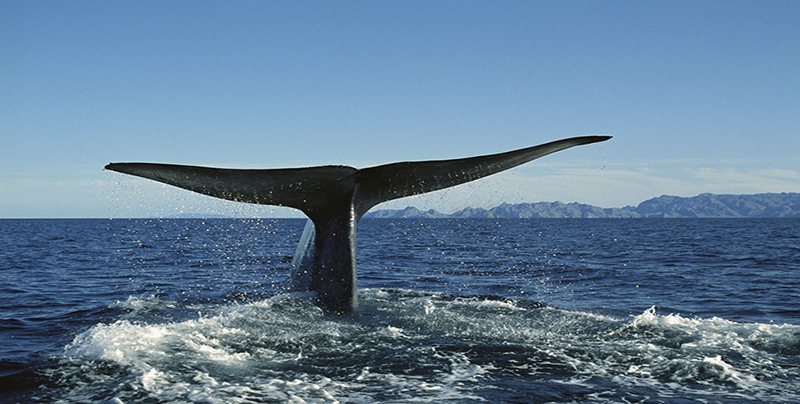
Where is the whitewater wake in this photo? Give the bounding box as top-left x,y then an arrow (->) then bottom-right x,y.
32,290 -> 800,403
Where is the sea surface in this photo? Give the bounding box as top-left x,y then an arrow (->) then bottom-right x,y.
1,218 -> 799,403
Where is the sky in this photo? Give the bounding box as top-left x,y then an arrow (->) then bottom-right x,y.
2,0 -> 799,218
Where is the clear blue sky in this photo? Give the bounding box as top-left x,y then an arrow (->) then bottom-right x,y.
3,0 -> 798,218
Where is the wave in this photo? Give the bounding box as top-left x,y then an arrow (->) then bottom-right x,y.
32,290 -> 800,403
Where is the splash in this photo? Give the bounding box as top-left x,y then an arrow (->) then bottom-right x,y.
34,295 -> 800,403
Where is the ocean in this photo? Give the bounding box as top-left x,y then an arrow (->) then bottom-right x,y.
1,218 -> 798,403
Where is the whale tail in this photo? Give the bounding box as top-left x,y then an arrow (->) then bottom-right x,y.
106,135 -> 611,313
105,136 -> 610,221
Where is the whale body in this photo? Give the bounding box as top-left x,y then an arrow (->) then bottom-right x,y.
106,136 -> 610,313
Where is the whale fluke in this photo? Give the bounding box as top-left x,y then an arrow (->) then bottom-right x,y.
106,135 -> 610,313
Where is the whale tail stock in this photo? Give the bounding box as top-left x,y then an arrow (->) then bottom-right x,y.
105,135 -> 611,312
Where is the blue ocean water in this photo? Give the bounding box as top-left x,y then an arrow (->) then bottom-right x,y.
1,218 -> 799,403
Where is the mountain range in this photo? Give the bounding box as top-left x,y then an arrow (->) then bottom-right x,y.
363,193 -> 800,219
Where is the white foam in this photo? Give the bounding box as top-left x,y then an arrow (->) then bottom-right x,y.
50,294 -> 800,403
559,307 -> 800,401
110,294 -> 177,313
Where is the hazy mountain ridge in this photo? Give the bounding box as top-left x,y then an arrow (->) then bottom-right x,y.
364,193 -> 800,218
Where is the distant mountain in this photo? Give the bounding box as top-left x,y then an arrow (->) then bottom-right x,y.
630,193 -> 800,218
364,206 -> 452,218
363,193 -> 800,219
